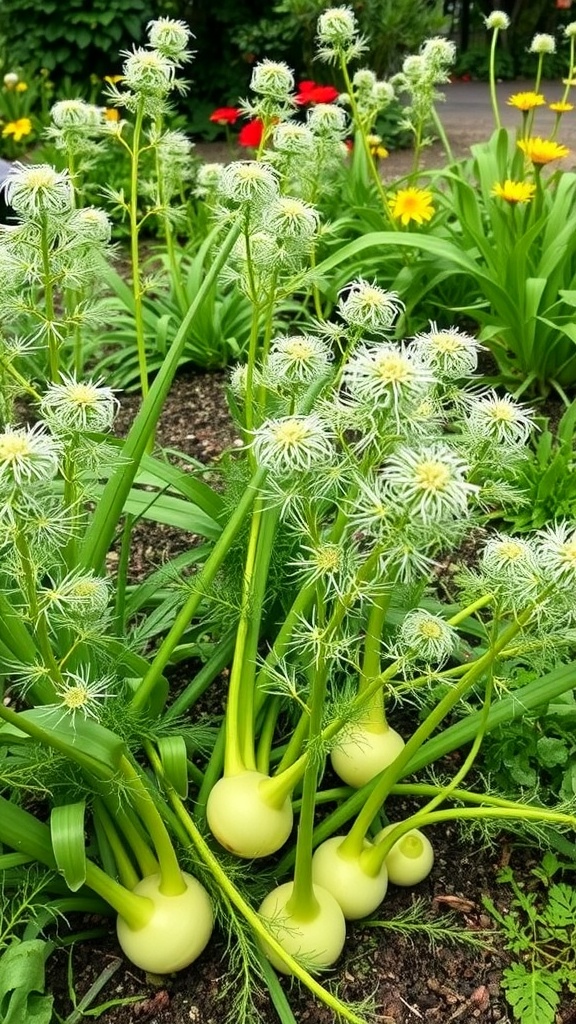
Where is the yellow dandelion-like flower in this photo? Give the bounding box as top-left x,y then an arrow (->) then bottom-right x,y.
549,101 -> 574,113
104,107 -> 120,122
491,179 -> 537,204
15,81 -> 28,92
507,91 -> 546,111
517,137 -> 570,164
104,74 -> 124,84
367,133 -> 389,159
1,117 -> 32,142
391,187 -> 435,226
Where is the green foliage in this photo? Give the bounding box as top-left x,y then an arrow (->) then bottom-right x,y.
483,854 -> 576,1024
0,940 -> 53,1024
482,686 -> 576,803
500,399 -> 576,532
0,0 -> 149,81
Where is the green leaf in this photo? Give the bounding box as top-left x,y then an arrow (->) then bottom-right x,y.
536,736 -> 568,769
50,802 -> 87,892
0,940 -> 53,1024
502,963 -> 561,1024
546,883 -> 576,927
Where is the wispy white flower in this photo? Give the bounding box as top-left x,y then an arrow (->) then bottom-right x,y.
68,207 -> 112,243
252,414 -> 335,474
146,17 -> 192,61
39,375 -> 118,433
272,121 -> 315,154
264,196 -> 319,239
0,424 -> 61,488
529,33 -> 556,55
342,342 -> 433,415
466,391 -> 534,446
537,522 -> 576,585
384,444 -> 477,523
51,99 -> 102,131
397,608 -> 457,666
484,11 -> 510,30
42,570 -> 110,618
250,60 -> 294,99
317,6 -> 367,63
412,323 -> 480,377
219,162 -> 279,205
122,47 -> 175,96
481,534 -> 540,601
266,334 -> 332,384
51,666 -> 112,723
4,163 -> 73,216
338,279 -> 403,332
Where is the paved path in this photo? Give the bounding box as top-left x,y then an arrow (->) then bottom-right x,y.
440,78 -> 576,149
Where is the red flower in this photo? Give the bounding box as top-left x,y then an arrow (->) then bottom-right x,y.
295,80 -> 339,105
209,106 -> 241,125
238,117 -> 265,147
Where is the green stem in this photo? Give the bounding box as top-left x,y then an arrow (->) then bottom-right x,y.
287,593 -> 328,921
339,58 -> 394,226
256,697 -> 281,775
164,628 -> 236,720
358,590 -> 391,730
40,214 -> 59,383
430,104 -> 455,164
119,756 -> 185,897
129,99 -> 149,402
146,750 -> 369,1024
154,114 -> 188,317
488,30 -> 502,131
130,467 -> 266,713
93,799 -> 140,891
338,603 -> 535,859
13,527 -> 63,691
102,799 -> 159,878
526,54 -> 544,137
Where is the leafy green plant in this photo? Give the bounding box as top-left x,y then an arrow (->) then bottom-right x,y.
483,853 -> 576,1024
0,0 -> 149,81
499,399 -> 576,532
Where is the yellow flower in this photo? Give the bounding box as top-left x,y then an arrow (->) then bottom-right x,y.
2,117 -> 32,142
491,179 -> 537,204
549,101 -> 574,113
391,187 -> 435,226
517,136 -> 570,164
15,81 -> 28,92
367,133 -> 389,159
104,74 -> 124,84
507,91 -> 546,111
104,107 -> 120,122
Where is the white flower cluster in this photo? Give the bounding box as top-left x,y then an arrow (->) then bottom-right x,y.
392,34 -> 456,141
316,6 -> 368,65
343,68 -> 395,134
107,16 -> 193,117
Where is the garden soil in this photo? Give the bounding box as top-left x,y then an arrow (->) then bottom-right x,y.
46,97 -> 576,1022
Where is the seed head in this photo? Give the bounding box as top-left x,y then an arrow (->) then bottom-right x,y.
529,33 -> 556,55
484,11 -> 510,30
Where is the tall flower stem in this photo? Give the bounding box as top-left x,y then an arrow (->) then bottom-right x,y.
40,215 -> 59,383
488,29 -> 503,131
129,98 -> 149,402
339,59 -> 394,227
154,114 -> 188,317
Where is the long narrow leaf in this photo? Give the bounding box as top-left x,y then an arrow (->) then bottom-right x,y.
50,802 -> 87,892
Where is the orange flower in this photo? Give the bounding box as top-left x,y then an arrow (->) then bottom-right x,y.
104,108 -> 120,122
517,137 -> 570,164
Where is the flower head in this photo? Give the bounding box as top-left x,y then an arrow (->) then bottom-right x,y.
272,121 -> 314,154
306,102 -> 348,138
122,47 -> 175,96
342,342 -> 433,412
517,137 -> 569,164
1,118 -> 32,143
252,414 -> 335,474
466,391 -> 534,446
51,99 -> 101,130
529,33 -> 556,55
39,375 -> 118,433
337,279 -> 403,332
43,569 -> 110,618
146,17 -> 192,62
538,523 -> 576,585
69,207 -> 113,243
266,334 -> 332,384
549,101 -> 574,113
52,667 -> 111,723
264,196 -> 319,240
3,72 -> 19,89
491,179 -> 536,204
397,609 -> 457,666
384,444 -> 477,523
507,91 -> 545,111
317,6 -> 365,63
484,11 -> 510,30
565,22 -> 576,39
250,60 -> 294,100
4,162 -> 73,216
0,424 -> 61,489
219,161 -> 278,204
209,106 -> 241,125
391,187 -> 435,226
412,323 -> 480,377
